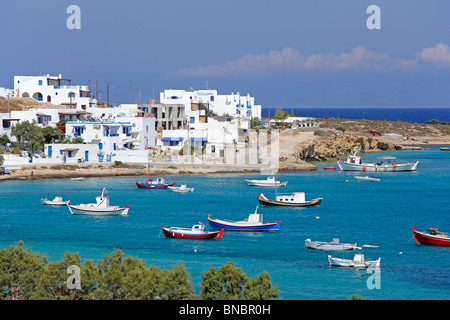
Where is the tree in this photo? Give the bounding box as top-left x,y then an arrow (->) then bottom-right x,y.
245,271 -> 279,300
0,134 -> 10,145
200,262 -> 278,300
11,121 -> 44,145
42,126 -> 64,144
250,117 -> 263,129
426,119 -> 440,125
0,241 -> 47,300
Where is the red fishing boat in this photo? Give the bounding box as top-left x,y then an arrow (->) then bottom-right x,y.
412,227 -> 450,246
162,223 -> 224,240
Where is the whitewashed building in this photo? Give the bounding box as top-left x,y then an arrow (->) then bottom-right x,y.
0,87 -> 14,98
65,116 -> 156,155
160,89 -> 262,120
14,74 -> 96,109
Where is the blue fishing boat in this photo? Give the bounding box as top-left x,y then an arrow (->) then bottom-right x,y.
207,206 -> 281,231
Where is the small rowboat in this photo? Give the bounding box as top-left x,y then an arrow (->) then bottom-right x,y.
258,192 -> 322,207
323,167 -> 336,170
354,175 -> 380,182
41,196 -> 69,206
305,238 -> 358,251
245,175 -> 287,187
161,223 -> 224,240
207,206 -> 281,231
68,188 -> 130,216
168,183 -> 194,193
136,177 -> 175,189
412,227 -> 450,246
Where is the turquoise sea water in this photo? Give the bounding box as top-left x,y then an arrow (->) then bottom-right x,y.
0,147 -> 449,300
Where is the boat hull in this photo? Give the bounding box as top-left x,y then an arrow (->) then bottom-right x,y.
68,205 -> 130,216
258,194 -> 322,207
168,186 -> 194,193
328,255 -> 381,268
136,181 -> 175,189
412,227 -> 450,246
161,227 -> 223,239
337,161 -> 418,172
207,217 -> 281,231
245,180 -> 287,187
354,176 -> 380,182
305,240 -> 356,251
41,199 -> 69,206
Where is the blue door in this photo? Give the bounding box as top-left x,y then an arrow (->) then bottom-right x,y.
48,146 -> 52,157
85,150 -> 89,162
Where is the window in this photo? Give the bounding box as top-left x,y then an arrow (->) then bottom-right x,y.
190,117 -> 195,123
68,92 -> 75,98
38,80 -> 42,85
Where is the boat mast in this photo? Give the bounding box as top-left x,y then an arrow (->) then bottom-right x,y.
275,171 -> 278,198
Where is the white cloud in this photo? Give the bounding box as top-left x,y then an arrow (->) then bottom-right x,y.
166,46 -> 418,78
417,43 -> 450,68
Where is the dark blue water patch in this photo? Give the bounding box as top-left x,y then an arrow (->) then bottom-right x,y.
262,107 -> 450,124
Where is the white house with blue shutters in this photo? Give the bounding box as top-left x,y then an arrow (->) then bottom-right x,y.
65,116 -> 156,155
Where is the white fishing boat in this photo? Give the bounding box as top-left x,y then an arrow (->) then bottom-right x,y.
354,175 -> 380,182
71,177 -> 85,181
41,196 -> 69,206
305,238 -> 358,251
245,175 -> 287,187
168,183 -> 194,193
68,188 -> 130,216
328,245 -> 380,268
337,151 -> 418,172
207,206 -> 281,231
258,192 -> 322,207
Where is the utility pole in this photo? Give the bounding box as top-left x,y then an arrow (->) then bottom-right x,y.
107,82 -> 110,107
138,88 -> 141,105
128,80 -> 131,104
96,80 -> 98,100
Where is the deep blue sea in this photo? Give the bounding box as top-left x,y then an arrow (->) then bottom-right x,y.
0,147 -> 449,300
262,108 -> 450,124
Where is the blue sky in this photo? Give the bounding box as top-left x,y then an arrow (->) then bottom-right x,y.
1,0 -> 450,108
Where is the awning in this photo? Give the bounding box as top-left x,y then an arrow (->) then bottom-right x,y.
190,137 -> 207,142
61,148 -> 79,152
70,123 -> 86,127
161,137 -> 184,142
102,123 -> 121,127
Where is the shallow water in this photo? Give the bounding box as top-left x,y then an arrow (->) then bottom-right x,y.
0,146 -> 449,299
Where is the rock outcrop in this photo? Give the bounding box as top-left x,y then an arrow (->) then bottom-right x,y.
293,133 -> 402,162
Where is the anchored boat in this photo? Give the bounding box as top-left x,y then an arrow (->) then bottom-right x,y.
258,192 -> 322,207
412,227 -> 450,246
337,151 -> 418,172
68,188 -> 130,216
41,196 -> 70,206
354,175 -> 380,182
136,177 -> 175,189
305,238 -> 358,251
161,223 -> 223,239
328,245 -> 380,268
168,183 -> 194,193
245,175 -> 287,187
207,206 -> 281,231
